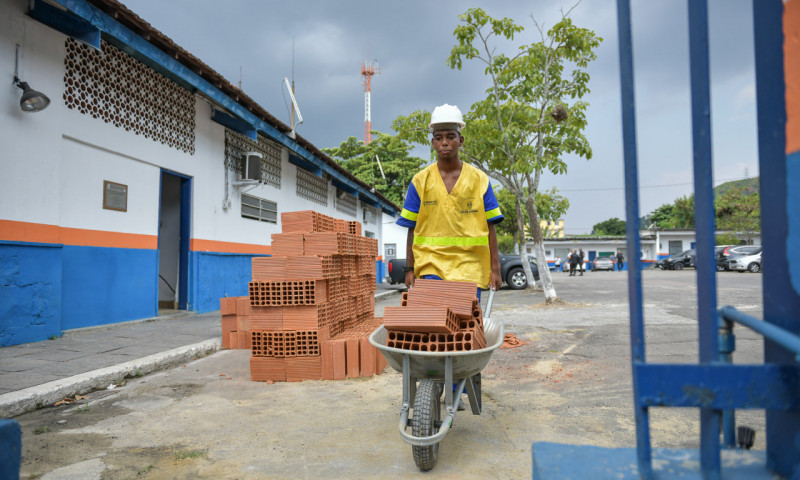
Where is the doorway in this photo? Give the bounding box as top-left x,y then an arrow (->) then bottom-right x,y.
158,170 -> 191,312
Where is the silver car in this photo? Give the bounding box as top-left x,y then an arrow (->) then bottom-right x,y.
728,247 -> 763,273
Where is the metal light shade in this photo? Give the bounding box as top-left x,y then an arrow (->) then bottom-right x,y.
17,81 -> 50,112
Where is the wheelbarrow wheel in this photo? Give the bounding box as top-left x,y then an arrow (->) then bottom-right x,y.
411,379 -> 441,471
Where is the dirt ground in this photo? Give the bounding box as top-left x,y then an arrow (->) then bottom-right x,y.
15,270 -> 766,479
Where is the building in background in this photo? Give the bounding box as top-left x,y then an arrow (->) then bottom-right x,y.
0,0 -> 398,347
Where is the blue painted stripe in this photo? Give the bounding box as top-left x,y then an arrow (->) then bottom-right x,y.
61,245 -> 158,329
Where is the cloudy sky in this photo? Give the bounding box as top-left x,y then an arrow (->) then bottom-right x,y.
122,0 -> 758,234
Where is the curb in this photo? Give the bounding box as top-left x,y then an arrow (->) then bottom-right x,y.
0,338 -> 221,418
374,289 -> 402,300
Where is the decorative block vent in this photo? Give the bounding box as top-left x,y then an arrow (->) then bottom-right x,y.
63,38 -> 195,154
296,168 -> 328,206
224,129 -> 281,188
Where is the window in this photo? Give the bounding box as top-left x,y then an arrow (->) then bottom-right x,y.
334,188 -> 357,216
363,206 -> 377,224
296,169 -> 328,205
241,194 -> 277,223
365,231 -> 375,238
668,240 -> 683,256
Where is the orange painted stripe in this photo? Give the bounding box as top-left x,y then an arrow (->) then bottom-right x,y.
0,219 -> 157,249
191,238 -> 271,255
786,0 -> 800,154
376,255 -> 383,261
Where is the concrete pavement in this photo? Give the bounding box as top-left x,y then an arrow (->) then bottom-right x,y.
0,286 -> 403,418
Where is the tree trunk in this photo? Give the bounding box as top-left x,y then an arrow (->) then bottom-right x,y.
525,194 -> 558,302
515,196 -> 536,289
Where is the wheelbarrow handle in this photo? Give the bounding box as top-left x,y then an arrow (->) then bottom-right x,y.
484,289 -> 496,319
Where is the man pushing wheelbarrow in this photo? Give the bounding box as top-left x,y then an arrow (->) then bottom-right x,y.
369,104 -> 505,470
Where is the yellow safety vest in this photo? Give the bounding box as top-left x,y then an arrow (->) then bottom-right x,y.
409,163 -> 493,288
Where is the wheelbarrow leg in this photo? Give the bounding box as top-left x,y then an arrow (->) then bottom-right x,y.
464,373 -> 482,415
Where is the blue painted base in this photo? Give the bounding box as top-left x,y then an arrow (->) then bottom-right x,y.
0,243 -> 63,346
191,252 -> 263,313
532,442 -> 774,479
0,419 -> 21,480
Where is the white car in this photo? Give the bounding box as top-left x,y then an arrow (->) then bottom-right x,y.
728,248 -> 762,273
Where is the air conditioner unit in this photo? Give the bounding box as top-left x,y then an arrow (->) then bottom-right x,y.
242,152 -> 262,180
233,151 -> 262,187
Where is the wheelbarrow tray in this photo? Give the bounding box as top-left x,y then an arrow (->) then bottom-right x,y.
368,314 -> 504,381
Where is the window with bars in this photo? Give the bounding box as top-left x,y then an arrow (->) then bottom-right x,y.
334,189 -> 357,217
296,169 -> 328,206
241,194 -> 277,223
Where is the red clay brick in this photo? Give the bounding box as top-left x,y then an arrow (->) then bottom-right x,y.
320,341 -> 334,380
332,339 -> 347,380
235,296 -> 251,316
237,314 -> 250,332
359,337 -> 375,376
220,297 -> 237,315
221,314 -> 237,333
230,331 -> 240,349
222,330 -> 232,349
250,356 -> 285,382
249,306 -> 282,330
346,338 -> 360,378
237,331 -> 247,349
286,356 -> 322,382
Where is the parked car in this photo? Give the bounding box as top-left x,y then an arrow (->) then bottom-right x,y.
386,254 -> 540,290
717,245 -> 761,271
715,245 -> 735,271
592,257 -> 615,271
728,247 -> 763,273
662,249 -> 696,270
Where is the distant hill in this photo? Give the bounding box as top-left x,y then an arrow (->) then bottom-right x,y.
714,177 -> 759,198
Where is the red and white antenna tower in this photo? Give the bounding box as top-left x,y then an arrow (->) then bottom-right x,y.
361,58 -> 380,145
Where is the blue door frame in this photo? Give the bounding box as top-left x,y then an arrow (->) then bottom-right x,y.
158,169 -> 192,311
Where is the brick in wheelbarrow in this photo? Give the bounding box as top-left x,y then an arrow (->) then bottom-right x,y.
405,289 -> 476,320
383,306 -> 459,334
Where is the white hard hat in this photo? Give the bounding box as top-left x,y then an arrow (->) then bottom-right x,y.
429,104 -> 465,133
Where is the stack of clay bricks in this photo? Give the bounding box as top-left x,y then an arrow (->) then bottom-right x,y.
220,296 -> 252,350
383,279 -> 487,352
223,210 -> 387,382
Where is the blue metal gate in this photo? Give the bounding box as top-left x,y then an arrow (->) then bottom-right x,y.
533,1 -> 800,478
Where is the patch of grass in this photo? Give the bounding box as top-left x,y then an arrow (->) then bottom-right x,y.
174,449 -> 207,461
137,465 -> 155,476
26,475 -> 43,479
77,405 -> 90,414
35,402 -> 44,410
134,370 -> 143,377
48,334 -> 59,340
33,426 -> 50,435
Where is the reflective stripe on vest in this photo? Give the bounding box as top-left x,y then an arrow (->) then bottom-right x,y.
413,235 -> 489,246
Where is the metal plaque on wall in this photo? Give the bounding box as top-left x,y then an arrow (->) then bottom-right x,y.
103,181 -> 128,212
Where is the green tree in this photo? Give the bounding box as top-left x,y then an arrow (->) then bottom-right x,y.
592,217 -> 626,235
394,7 -> 600,302
716,186 -> 760,243
323,133 -> 426,206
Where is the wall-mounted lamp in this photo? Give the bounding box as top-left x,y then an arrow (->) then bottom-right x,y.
13,44 -> 50,113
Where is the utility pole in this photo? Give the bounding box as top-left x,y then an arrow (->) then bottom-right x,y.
361,58 -> 380,145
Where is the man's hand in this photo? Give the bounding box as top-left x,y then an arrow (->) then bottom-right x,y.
489,271 -> 502,291
404,271 -> 416,289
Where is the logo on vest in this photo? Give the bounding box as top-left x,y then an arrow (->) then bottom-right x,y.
424,200 -> 438,207
460,198 -> 478,215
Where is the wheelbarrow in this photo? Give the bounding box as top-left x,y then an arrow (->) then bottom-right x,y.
369,290 -> 503,471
